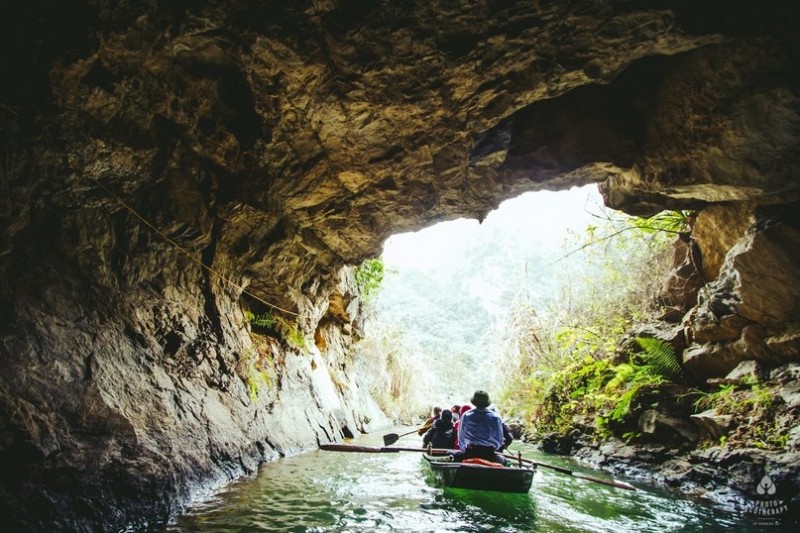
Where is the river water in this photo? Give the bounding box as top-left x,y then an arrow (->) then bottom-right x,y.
166,434 -> 795,532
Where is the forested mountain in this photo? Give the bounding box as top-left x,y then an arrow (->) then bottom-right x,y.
363,186 -> 609,412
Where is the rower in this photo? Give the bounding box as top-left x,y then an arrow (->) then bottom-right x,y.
451,390 -> 507,465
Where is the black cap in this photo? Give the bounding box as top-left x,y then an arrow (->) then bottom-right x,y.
471,390 -> 491,408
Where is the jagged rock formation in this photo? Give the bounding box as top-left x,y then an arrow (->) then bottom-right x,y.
1,0 -> 799,530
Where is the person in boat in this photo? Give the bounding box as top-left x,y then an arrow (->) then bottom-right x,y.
451,390 -> 507,465
501,422 -> 514,451
452,404 -> 471,449
422,409 -> 457,449
488,405 -> 514,452
417,406 -> 442,436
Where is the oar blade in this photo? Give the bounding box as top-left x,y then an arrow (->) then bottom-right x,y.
572,472 -> 637,491
382,433 -> 400,446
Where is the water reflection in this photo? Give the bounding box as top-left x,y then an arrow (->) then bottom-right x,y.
166,436 -> 797,532
437,489 -> 538,532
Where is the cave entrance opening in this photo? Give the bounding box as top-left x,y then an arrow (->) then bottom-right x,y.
354,184 -> 624,421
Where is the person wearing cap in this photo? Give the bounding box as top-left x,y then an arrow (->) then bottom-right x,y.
453,390 -> 507,464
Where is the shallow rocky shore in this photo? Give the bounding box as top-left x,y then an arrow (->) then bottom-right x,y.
531,363 -> 800,524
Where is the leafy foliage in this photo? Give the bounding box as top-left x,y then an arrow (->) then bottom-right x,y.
360,189 -> 681,430
355,258 -> 385,300
692,382 -> 787,450
693,383 -> 736,413
498,207 -> 683,438
634,337 -> 684,383
631,210 -> 693,234
503,353 -> 666,440
245,310 -> 276,329
235,333 -> 276,402
244,311 -> 306,350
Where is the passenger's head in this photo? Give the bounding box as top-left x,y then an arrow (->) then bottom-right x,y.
440,410 -> 453,422
451,404 -> 461,414
432,406 -> 442,417
471,390 -> 491,409
459,404 -> 471,416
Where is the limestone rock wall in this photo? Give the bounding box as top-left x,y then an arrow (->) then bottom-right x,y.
682,203 -> 800,380
0,210 -> 384,530
1,0 -> 799,529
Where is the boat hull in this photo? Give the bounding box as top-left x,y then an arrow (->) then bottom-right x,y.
423,454 -> 534,493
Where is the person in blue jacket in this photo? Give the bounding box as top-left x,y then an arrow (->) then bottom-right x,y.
452,390 -> 507,464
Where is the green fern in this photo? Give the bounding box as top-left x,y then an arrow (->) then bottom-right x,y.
635,337 -> 684,382
245,311 -> 306,350
609,386 -> 638,421
631,210 -> 693,234
276,315 -> 307,350
246,311 -> 277,329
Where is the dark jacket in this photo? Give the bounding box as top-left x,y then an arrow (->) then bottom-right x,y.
501,423 -> 514,451
423,410 -> 456,449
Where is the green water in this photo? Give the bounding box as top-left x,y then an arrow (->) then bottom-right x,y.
167,435 -> 796,532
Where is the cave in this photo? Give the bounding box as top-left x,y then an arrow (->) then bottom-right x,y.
1,0 -> 799,530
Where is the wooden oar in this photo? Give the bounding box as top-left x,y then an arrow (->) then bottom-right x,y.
322,443 -> 394,453
499,452 -> 637,491
319,444 -> 636,491
382,428 -> 421,446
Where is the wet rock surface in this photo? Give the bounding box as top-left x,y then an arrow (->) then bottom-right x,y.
573,440 -> 800,519
534,361 -> 800,521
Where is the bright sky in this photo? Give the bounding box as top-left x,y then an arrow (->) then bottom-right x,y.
381,185 -> 604,269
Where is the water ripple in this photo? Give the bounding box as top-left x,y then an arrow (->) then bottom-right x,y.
166,437 -> 798,532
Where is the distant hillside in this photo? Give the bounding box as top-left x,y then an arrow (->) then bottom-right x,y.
366,186 -> 605,406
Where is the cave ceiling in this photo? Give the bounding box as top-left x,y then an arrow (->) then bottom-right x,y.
1,0 -> 799,315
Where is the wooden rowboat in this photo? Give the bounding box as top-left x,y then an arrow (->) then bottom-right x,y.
318,444 -> 635,491
422,454 -> 535,493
